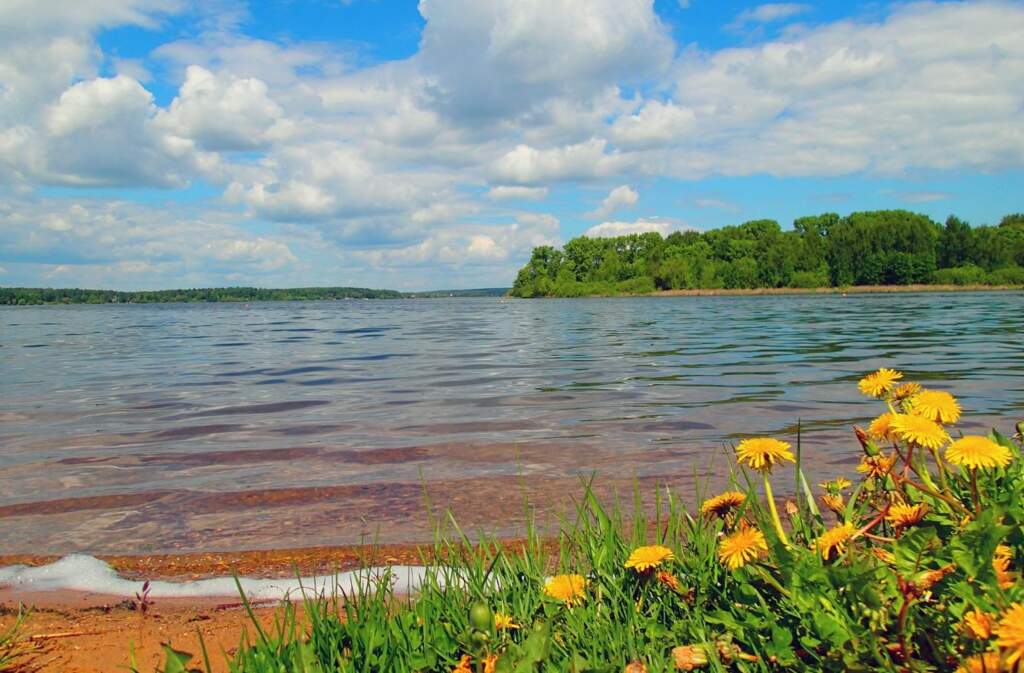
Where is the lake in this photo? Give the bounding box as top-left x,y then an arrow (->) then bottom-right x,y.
1,292 -> 1022,555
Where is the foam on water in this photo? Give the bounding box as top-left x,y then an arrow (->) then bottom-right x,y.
0,554 -> 430,600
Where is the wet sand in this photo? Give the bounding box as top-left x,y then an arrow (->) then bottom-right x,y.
0,593 -> 285,673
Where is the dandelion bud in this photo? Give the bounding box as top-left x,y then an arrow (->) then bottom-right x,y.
784,500 -> 798,517
624,661 -> 648,673
671,645 -> 708,671
854,426 -> 881,456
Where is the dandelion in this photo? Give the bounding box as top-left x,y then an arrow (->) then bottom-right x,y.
963,609 -> 995,640
867,413 -> 897,441
857,453 -> 897,479
946,436 -> 1013,470
494,613 -> 519,631
821,493 -> 844,515
700,491 -> 746,518
484,655 -> 498,673
625,545 -> 675,572
917,563 -> 956,590
892,382 -> 922,400
624,661 -> 648,673
995,603 -> 1024,666
955,653 -> 1006,673
819,477 -> 852,491
909,390 -> 962,424
452,655 -> 473,673
858,368 -> 903,398
995,546 -> 1017,589
886,502 -> 928,531
718,526 -> 768,570
544,574 -> 586,605
817,522 -> 856,560
735,438 -> 794,473
671,645 -> 709,671
890,414 -> 949,450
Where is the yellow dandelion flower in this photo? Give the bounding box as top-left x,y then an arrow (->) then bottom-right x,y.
946,436 -> 1013,470
886,502 -> 928,531
909,390 -> 962,424
868,413 -> 898,441
623,661 -> 648,673
819,477 -> 853,491
483,655 -> 498,673
955,652 -> 1007,673
963,609 -> 995,640
671,645 -> 709,671
452,654 -> 473,673
700,491 -> 746,518
494,612 -> 519,631
857,453 -> 897,479
995,603 -> 1024,667
858,368 -> 903,398
817,522 -> 857,560
624,545 -> 675,572
995,546 -> 1017,588
718,527 -> 768,570
544,574 -> 586,605
892,382 -> 922,400
917,563 -> 956,590
890,414 -> 949,449
821,493 -> 845,515
735,437 -> 794,473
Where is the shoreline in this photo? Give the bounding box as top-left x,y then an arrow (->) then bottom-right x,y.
620,283 -> 1020,298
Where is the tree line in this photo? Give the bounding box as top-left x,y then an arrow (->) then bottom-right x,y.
0,286 -> 402,305
511,210 -> 1024,297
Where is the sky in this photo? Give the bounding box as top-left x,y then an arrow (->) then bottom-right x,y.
1,1 -> 1022,291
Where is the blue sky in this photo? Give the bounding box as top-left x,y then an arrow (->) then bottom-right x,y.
1,0 -> 1022,290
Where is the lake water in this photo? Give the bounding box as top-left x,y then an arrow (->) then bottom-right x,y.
1,293 -> 1022,555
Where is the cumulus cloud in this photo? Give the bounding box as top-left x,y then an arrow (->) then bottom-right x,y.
416,0 -> 674,121
158,65 -> 292,151
0,194 -> 298,287
584,218 -> 676,238
586,185 -> 639,219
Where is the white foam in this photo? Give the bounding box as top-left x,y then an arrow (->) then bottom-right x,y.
0,554 -> 431,601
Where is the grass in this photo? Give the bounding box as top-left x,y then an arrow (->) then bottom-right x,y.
143,371 -> 1024,673
0,607 -> 31,672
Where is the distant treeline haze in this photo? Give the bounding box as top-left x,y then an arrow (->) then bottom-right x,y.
0,286 -> 401,305
511,210 -> 1024,297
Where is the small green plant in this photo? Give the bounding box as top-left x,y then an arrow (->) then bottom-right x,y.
0,606 -> 32,672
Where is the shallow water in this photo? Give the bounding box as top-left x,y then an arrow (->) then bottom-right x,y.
1,293 -> 1022,554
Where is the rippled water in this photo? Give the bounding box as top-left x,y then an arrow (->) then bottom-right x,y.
1,293 -> 1022,554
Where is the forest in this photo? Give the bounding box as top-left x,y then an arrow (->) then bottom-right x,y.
0,286 -> 401,305
511,210 -> 1024,297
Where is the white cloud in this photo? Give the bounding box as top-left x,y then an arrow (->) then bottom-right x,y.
416,0 -> 673,120
609,100 -> 696,149
586,185 -> 639,219
486,186 -> 549,201
889,190 -> 952,203
728,3 -> 810,30
158,65 -> 292,151
584,218 -> 675,238
492,138 -> 628,185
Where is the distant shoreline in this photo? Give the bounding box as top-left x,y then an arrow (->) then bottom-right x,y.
647,283 -> 1022,297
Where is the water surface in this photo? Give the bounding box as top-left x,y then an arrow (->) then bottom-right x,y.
1,293 -> 1021,554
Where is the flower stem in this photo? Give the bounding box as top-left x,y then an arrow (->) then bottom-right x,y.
969,467 -> 981,515
762,474 -> 789,546
899,476 -> 972,517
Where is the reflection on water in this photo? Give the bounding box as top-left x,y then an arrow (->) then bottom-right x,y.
1,293 -> 1021,554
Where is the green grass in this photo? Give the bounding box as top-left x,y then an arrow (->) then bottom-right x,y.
146,379 -> 1024,673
